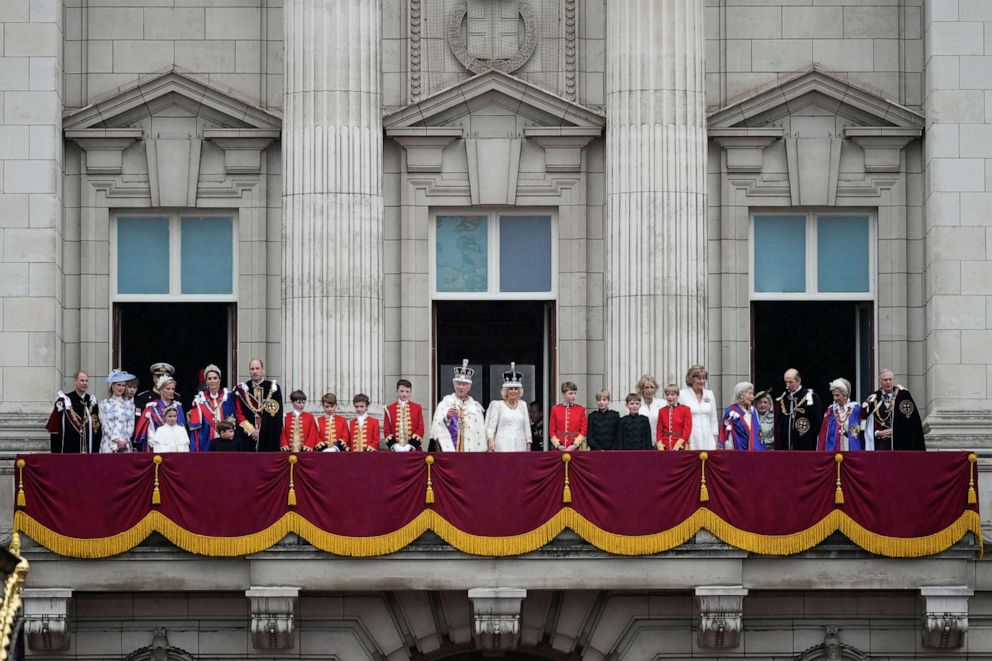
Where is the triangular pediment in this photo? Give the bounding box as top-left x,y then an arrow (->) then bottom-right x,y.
708,66 -> 924,130
63,71 -> 281,131
384,70 -> 605,130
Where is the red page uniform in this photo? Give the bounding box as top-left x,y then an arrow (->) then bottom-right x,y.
280,411 -> 319,452
384,400 -> 425,451
348,416 -> 381,452
657,403 -> 693,450
316,414 -> 350,452
549,403 -> 588,450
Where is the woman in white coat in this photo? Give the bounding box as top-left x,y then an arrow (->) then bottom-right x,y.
678,364 -> 719,451
485,364 -> 532,452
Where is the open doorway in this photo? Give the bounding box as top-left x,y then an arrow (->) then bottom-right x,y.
433,300 -> 554,423
751,301 -> 873,404
114,302 -> 236,402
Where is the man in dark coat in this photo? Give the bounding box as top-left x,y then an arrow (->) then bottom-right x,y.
773,368 -> 823,451
860,369 -> 925,451
233,358 -> 283,452
46,371 -> 101,453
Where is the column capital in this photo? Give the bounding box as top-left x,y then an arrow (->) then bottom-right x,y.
920,586 -> 972,649
695,585 -> 747,649
246,586 -> 299,650
468,587 -> 527,651
23,588 -> 73,651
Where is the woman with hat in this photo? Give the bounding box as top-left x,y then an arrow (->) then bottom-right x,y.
99,369 -> 137,453
134,374 -> 188,452
753,389 -> 775,450
188,364 -> 238,452
485,363 -> 532,452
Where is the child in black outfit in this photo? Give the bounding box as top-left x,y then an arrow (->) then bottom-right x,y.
616,393 -> 652,450
211,420 -> 239,452
587,389 -> 619,450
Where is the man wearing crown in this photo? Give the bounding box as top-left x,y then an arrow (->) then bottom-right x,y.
233,358 -> 283,452
860,369 -> 925,451
429,360 -> 487,452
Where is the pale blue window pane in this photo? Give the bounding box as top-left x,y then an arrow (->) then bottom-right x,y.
436,216 -> 488,292
817,215 -> 870,293
117,217 -> 169,294
499,215 -> 552,292
754,216 -> 806,293
181,217 -> 233,294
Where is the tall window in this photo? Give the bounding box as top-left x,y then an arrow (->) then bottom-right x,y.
113,214 -> 236,301
432,212 -> 555,299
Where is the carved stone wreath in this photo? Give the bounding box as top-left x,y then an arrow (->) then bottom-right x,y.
446,0 -> 539,75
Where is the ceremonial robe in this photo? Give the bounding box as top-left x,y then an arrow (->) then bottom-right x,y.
188,388 -> 238,452
281,411 -> 319,451
657,403 -> 693,450
549,403 -> 588,450
860,387 -> 925,451
46,390 -> 101,453
148,422 -> 191,453
719,404 -> 767,451
428,395 -> 487,452
384,401 -> 425,450
818,402 -> 864,452
774,387 -> 823,451
316,414 -> 350,451
233,380 -> 283,452
134,399 -> 188,452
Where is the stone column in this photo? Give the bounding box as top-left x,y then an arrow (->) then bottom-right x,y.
922,3 -> 992,447
604,0 -> 707,394
282,0 -> 383,404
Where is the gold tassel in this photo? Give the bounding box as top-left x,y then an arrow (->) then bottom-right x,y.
562,453 -> 572,503
425,455 -> 435,504
968,453 -> 978,505
288,454 -> 298,506
699,452 -> 709,502
152,455 -> 162,505
16,459 -> 26,507
834,453 -> 845,505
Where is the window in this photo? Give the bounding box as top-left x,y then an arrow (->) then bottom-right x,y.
113,213 -> 236,301
751,213 -> 873,299
432,212 -> 555,299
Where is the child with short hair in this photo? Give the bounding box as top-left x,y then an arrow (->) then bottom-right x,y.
385,379 -> 425,452
348,393 -> 381,452
281,390 -> 319,452
315,393 -> 350,452
148,405 -> 191,453
616,393 -> 652,450
586,389 -> 619,450
657,384 -> 693,451
549,381 -> 588,451
211,420 -> 238,452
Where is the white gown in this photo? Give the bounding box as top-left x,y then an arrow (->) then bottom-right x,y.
485,400 -> 532,452
638,397 -> 665,443
148,423 -> 191,453
678,387 -> 719,451
429,394 -> 487,452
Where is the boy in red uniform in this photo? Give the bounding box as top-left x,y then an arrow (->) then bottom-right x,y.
384,379 -> 425,452
657,383 -> 693,450
281,390 -> 319,452
549,381 -> 588,451
348,393 -> 380,452
315,392 -> 350,452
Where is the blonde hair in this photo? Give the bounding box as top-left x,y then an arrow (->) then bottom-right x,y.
685,365 -> 708,386
635,375 -> 658,395
663,383 -> 679,396
595,389 -> 611,400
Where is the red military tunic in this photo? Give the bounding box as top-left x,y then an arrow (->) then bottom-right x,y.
348,416 -> 381,452
316,414 -> 350,451
657,403 -> 693,450
280,411 -> 319,451
384,401 -> 425,447
549,403 -> 588,450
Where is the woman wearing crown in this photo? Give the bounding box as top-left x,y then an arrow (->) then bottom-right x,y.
428,359 -> 488,452
188,364 -> 238,452
485,363 -> 532,453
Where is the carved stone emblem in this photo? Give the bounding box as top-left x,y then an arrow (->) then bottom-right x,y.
447,0 -> 538,75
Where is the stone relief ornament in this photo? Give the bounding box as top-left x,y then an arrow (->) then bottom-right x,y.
447,0 -> 539,75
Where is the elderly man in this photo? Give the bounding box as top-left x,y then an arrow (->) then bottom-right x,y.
860,369 -> 925,451
233,358 -> 283,452
773,368 -> 822,451
46,371 -> 101,453
429,360 -> 487,452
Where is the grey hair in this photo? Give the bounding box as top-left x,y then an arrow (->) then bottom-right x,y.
829,378 -> 851,396
734,381 -> 754,399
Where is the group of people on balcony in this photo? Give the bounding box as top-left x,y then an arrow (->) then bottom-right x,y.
46,357 -> 925,455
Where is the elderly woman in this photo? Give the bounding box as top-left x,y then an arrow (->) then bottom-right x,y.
635,375 -> 664,442
754,389 -> 775,450
719,382 -> 767,451
678,365 -> 719,451
99,369 -> 137,453
485,364 -> 532,452
818,378 -> 864,452
189,364 -> 238,452
134,375 -> 187,452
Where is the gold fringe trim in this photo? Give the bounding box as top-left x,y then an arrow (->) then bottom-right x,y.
13,508 -> 983,560
834,453 -> 845,506
15,459 -> 25,508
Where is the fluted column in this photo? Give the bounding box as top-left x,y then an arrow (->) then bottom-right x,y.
283,0 -> 383,404
604,0 -> 707,393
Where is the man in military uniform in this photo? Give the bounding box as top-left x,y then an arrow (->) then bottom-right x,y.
233,358 -> 283,452
773,368 -> 823,451
46,371 -> 101,453
134,362 -> 181,415
860,369 -> 925,451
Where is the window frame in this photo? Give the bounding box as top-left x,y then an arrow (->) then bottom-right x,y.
429,209 -> 557,301
749,210 -> 875,301
111,211 -> 238,303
